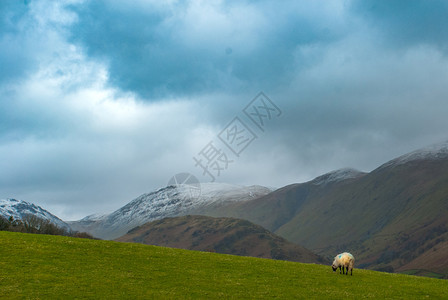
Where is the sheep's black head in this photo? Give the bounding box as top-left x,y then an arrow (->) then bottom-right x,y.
332,260 -> 338,271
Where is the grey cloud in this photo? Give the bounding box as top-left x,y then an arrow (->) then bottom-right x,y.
0,0 -> 85,141
0,1 -> 37,84
351,0 -> 448,52
68,1 -> 344,99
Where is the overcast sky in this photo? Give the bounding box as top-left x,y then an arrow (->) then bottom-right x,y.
1,0 -> 448,220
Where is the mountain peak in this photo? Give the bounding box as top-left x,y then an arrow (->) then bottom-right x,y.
311,168 -> 365,185
0,198 -> 70,230
379,140 -> 448,170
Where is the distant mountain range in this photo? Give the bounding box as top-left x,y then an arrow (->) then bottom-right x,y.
0,199 -> 70,231
116,215 -> 326,264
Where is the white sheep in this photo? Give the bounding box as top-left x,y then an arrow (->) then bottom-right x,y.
332,252 -> 355,275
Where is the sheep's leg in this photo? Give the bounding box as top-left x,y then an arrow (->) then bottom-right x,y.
339,266 -> 342,274
345,266 -> 348,275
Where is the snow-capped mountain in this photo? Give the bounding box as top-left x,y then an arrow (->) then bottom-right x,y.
378,140 -> 448,170
68,183 -> 272,240
311,168 -> 366,185
0,198 -> 70,231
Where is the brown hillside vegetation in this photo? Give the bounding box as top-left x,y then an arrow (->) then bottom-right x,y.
397,240 -> 448,274
116,215 -> 326,264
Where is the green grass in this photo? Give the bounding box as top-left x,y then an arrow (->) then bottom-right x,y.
1,231 -> 447,299
400,270 -> 446,280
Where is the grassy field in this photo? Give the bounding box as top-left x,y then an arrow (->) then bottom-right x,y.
1,231 -> 447,299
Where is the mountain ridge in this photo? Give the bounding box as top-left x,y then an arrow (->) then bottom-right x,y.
68,140 -> 448,242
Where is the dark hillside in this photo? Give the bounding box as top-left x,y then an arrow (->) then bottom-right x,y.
116,215 -> 325,264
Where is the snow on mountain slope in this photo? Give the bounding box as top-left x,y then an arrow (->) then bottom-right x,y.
311,168 -> 366,185
0,198 -> 70,230
69,183 -> 272,240
378,141 -> 448,170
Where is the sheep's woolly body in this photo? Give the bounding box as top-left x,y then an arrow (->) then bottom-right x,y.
332,252 -> 355,275
338,253 -> 354,267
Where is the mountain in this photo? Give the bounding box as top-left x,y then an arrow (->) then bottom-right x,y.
201,168 -> 367,234
116,215 -> 326,264
69,183 -> 271,239
200,141 -> 448,276
0,198 -> 70,231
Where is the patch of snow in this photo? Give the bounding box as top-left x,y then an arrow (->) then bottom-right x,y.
79,213 -> 109,222
312,168 -> 365,185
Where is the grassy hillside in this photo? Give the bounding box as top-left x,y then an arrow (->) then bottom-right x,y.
1,231 -> 447,299
116,215 -> 325,264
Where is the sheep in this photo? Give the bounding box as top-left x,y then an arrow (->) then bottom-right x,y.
332,252 -> 355,275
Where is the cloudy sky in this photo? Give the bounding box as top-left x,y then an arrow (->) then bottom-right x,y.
1,0 -> 448,220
